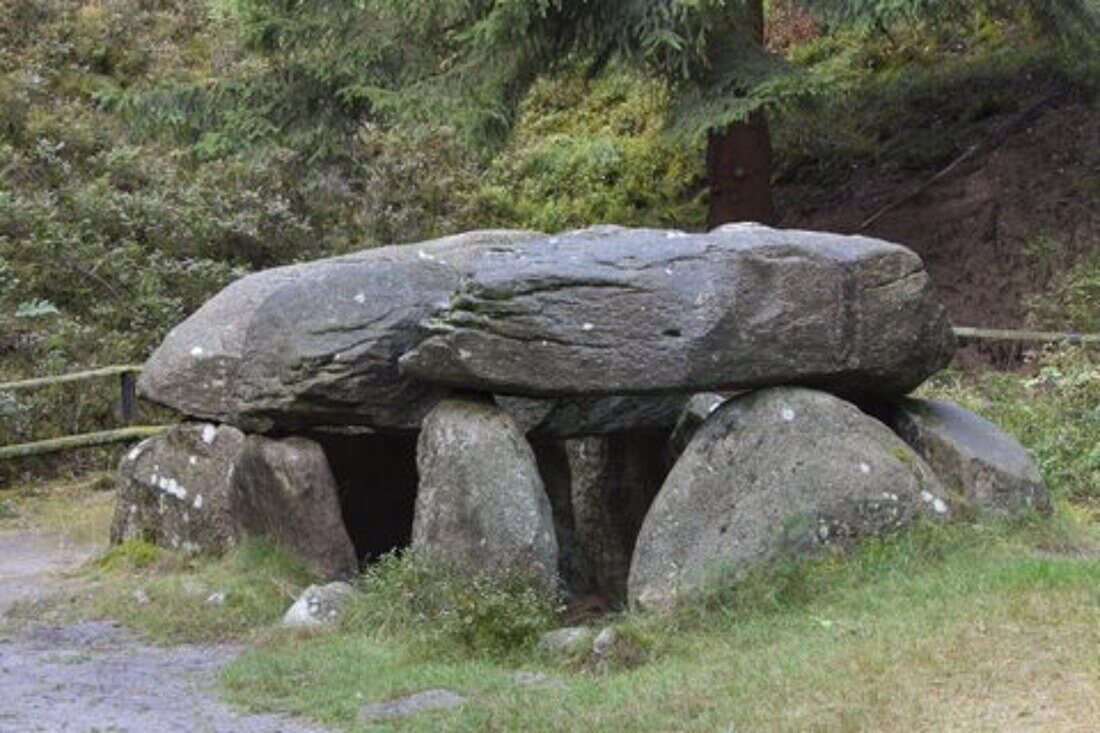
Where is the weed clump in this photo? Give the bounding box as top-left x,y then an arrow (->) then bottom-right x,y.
346,551 -> 560,660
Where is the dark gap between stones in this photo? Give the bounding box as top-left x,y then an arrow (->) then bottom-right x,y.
311,431 -> 420,566
533,430 -> 672,608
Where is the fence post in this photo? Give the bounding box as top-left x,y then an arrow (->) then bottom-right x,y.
120,370 -> 136,425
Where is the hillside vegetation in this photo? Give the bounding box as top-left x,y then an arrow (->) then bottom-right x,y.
2,4 -> 1098,730
0,2 -> 1096,473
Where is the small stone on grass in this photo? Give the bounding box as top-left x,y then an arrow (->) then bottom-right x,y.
358,689 -> 464,723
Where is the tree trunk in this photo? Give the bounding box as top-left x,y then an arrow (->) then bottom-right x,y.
705,0 -> 776,229
705,112 -> 776,228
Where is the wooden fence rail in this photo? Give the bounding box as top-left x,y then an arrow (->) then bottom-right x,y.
1,364 -> 154,460
952,327 -> 1100,346
0,426 -> 170,461
1,325 -> 1097,461
0,364 -> 144,392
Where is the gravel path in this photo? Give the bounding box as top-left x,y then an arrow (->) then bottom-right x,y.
0,530 -> 328,733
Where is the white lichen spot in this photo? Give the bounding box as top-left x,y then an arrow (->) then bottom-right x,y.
920,490 -> 934,503
881,492 -> 899,501
190,346 -> 204,357
780,407 -> 795,422
188,456 -> 197,466
665,230 -> 688,238
859,462 -> 871,475
458,348 -> 472,360
933,497 -> 948,514
181,541 -> 200,554
201,424 -> 216,444
129,503 -> 138,515
664,267 -> 673,275
417,250 -> 436,261
353,292 -> 366,304
581,322 -> 594,331
158,477 -> 187,501
193,494 -> 204,510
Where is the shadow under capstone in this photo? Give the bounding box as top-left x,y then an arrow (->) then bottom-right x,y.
309,431 -> 419,566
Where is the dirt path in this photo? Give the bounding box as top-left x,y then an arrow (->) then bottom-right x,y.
0,527 -> 328,733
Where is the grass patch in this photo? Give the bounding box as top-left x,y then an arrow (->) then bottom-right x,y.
214,350 -> 1099,729
0,474 -> 114,543
219,516 -> 1100,731
61,536 -> 316,644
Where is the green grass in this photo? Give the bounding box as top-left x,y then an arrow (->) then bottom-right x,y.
209,348 -> 1099,730
216,518 -> 1099,731
5,348 -> 1085,729
0,474 -> 115,542
66,536 -> 317,644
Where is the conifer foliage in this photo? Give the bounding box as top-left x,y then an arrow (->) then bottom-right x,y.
236,0 -> 1097,225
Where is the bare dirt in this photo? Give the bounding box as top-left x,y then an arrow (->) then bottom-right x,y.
781,102 -> 1100,368
0,526 -> 329,733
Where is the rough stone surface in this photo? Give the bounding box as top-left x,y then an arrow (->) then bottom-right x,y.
566,433 -> 669,603
591,627 -> 617,659
412,399 -> 559,586
231,435 -> 358,580
629,387 -> 950,610
497,394 -> 688,437
358,689 -> 465,723
402,224 -> 955,398
665,393 -> 728,465
282,582 -> 354,629
138,230 -> 539,432
538,627 -> 592,656
884,398 -> 1052,515
111,423 -> 245,553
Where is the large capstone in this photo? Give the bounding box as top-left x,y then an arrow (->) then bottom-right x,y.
628,387 -> 950,610
138,230 -> 539,432
231,435 -> 359,580
111,423 -> 245,553
412,398 -> 558,587
880,398 -> 1052,516
401,224 -> 955,398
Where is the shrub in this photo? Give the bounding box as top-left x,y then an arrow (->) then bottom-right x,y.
347,551 -> 560,660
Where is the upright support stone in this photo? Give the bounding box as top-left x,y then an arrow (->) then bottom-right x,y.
881,398 -> 1052,515
412,399 -> 559,587
567,433 -> 669,604
531,440 -> 590,594
629,388 -> 951,610
111,422 -> 245,553
231,435 -> 359,580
